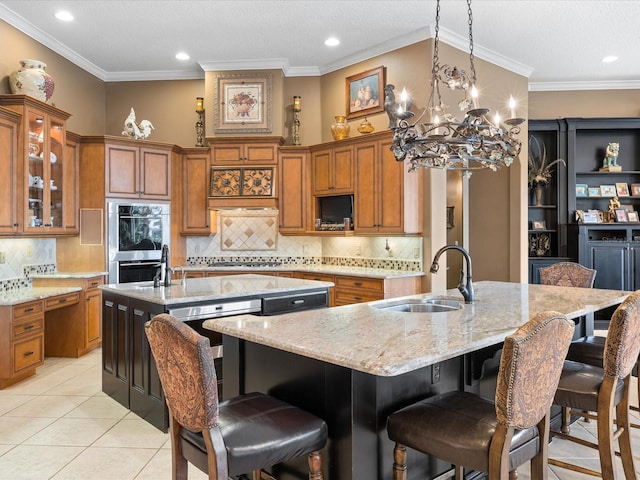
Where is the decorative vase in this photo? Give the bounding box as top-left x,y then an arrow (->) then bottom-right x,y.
9,59 -> 55,102
534,184 -> 544,206
330,115 -> 350,140
357,117 -> 375,134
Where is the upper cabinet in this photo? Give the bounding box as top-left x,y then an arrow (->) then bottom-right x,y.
209,136 -> 280,165
311,144 -> 354,195
0,107 -> 20,234
181,148 -> 212,235
0,95 -> 76,235
105,142 -> 171,200
278,146 -> 310,234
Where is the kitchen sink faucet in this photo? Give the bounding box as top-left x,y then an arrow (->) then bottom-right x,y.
430,245 -> 475,304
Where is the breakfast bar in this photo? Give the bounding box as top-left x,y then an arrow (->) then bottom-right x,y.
204,281 -> 629,480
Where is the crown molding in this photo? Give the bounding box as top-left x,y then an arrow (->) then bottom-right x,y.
103,70 -> 204,82
529,80 -> 640,91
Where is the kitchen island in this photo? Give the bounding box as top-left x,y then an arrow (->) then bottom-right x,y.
99,274 -> 333,431
204,281 -> 629,480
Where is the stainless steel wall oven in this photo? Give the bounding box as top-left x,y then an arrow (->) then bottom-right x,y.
107,201 -> 170,283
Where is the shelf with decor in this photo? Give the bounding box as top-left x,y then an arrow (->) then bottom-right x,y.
527,120 -> 569,283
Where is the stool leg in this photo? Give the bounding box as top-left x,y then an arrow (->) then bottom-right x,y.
616,381 -> 636,479
454,465 -> 464,480
509,470 -> 517,479
561,406 -> 571,434
308,450 -> 324,480
393,443 -> 407,480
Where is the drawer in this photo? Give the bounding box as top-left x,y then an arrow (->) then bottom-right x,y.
262,291 -> 329,315
12,315 -> 44,340
86,276 -> 104,290
335,276 -> 383,292
301,273 -> 335,283
14,335 -> 44,372
334,289 -> 383,305
13,300 -> 43,320
45,292 -> 80,311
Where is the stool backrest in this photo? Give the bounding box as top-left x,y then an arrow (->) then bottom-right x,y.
145,313 -> 219,431
539,262 -> 596,288
495,311 -> 574,429
603,291 -> 640,379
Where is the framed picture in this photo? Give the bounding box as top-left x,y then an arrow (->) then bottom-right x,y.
582,211 -> 600,223
214,72 -> 272,133
345,66 -> 385,120
600,184 -> 617,197
631,184 -> 640,196
620,204 -> 635,212
615,208 -> 629,222
531,220 -> 546,230
575,184 -> 588,197
628,211 -> 639,222
588,186 -> 601,197
616,182 -> 630,197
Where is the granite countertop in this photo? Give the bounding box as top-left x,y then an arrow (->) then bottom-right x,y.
184,265 -> 423,279
30,272 -> 108,279
203,281 -> 629,377
0,286 -> 83,306
99,274 -> 334,306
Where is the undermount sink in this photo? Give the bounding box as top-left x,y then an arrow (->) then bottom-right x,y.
371,298 -> 463,313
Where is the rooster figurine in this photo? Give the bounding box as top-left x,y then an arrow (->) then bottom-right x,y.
384,84 -> 414,129
122,108 -> 154,140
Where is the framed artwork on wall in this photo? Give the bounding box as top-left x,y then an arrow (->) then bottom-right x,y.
214,72 -> 272,133
345,66 -> 385,120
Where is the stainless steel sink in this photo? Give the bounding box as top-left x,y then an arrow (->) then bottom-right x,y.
371,298 -> 463,313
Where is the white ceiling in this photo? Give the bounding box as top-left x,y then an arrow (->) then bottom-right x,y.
1,0 -> 640,91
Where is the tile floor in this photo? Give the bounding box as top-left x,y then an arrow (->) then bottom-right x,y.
0,348 -> 639,480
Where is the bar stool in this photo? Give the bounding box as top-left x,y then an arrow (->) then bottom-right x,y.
387,311 -> 574,480
550,291 -> 640,479
145,314 -> 328,480
539,261 -> 596,288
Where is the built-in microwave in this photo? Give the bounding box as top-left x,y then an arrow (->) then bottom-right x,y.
316,194 -> 353,230
107,201 -> 170,283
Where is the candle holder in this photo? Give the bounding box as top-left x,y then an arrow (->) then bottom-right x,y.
292,96 -> 301,146
195,97 -> 205,147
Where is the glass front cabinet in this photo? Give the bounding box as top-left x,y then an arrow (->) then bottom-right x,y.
0,95 -> 76,235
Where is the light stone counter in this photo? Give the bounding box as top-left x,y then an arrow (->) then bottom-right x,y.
183,265 -> 423,279
99,274 -> 334,306
0,286 -> 82,306
204,280 -> 628,377
31,271 -> 108,279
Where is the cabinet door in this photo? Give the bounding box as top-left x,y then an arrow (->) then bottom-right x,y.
587,242 -> 629,290
181,152 -> 210,234
105,144 -> 139,197
211,144 -> 244,164
332,146 -> 354,193
102,294 -> 130,407
86,288 -> 102,346
630,245 -> 640,291
278,150 -> 308,233
377,140 -> 404,232
61,135 -> 79,232
312,149 -> 332,194
354,143 -> 377,232
0,110 -> 19,233
139,147 -> 170,199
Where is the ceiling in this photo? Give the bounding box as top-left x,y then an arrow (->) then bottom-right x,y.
1,0 -> 639,91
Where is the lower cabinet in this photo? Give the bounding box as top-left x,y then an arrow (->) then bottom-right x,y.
102,292 -> 168,431
0,300 -> 45,389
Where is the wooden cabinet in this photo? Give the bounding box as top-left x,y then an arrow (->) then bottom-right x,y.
354,138 -> 418,233
334,275 -> 384,306
0,107 -> 20,234
209,136 -> 280,165
300,272 -> 336,307
181,148 -> 211,235
278,146 -> 310,234
105,142 -> 171,199
33,275 -> 104,358
0,300 -> 45,389
102,293 -> 130,407
0,95 -> 76,235
311,145 -> 353,195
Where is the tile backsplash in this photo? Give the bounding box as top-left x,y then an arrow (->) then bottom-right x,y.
0,238 -> 56,291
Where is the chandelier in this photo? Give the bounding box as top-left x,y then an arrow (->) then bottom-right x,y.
390,0 -> 525,177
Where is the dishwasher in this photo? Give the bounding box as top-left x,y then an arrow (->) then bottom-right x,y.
168,298 -> 262,397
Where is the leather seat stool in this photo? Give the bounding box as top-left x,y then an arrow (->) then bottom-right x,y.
146,313 -> 328,480
387,311 -> 574,480
550,291 -> 640,479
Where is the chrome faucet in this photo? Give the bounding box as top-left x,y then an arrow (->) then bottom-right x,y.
430,245 -> 475,303
160,244 -> 172,287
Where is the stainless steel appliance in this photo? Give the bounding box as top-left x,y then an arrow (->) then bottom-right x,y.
107,201 -> 170,283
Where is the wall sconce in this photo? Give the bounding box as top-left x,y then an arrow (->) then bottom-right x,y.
195,97 -> 205,147
292,96 -> 301,145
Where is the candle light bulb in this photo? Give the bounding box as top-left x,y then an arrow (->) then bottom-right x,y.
508,96 -> 516,118
470,85 -> 479,109
293,95 -> 301,111
196,97 -> 204,112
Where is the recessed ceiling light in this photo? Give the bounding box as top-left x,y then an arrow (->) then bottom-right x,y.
55,10 -> 74,22
602,55 -> 618,63
324,37 -> 340,47
175,52 -> 190,61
